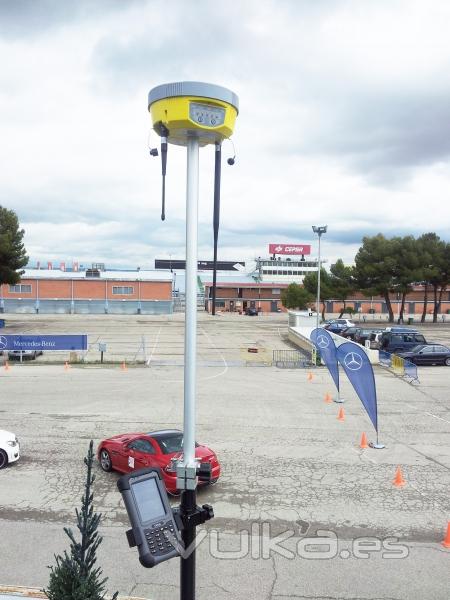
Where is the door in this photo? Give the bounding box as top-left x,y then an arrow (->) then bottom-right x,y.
126,438 -> 156,471
417,346 -> 435,365
432,345 -> 449,364
270,301 -> 278,312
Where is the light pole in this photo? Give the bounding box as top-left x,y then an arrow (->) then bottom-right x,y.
312,225 -> 327,330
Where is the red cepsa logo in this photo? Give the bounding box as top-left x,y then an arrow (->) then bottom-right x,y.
268,244 -> 311,255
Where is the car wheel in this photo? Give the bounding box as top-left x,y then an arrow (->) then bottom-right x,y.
445,357 -> 450,367
99,448 -> 112,472
0,449 -> 8,469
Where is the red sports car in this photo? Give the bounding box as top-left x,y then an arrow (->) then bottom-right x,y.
97,429 -> 220,495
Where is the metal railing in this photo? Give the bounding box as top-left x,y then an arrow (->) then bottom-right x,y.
273,349 -> 309,368
379,350 -> 419,383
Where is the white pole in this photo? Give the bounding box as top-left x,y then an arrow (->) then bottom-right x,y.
316,234 -> 321,331
183,137 -> 199,469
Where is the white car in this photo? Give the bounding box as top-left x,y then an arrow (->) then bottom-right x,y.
0,430 -> 20,469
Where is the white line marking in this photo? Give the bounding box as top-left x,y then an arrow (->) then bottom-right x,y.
199,326 -> 228,381
424,411 -> 450,424
146,326 -> 162,366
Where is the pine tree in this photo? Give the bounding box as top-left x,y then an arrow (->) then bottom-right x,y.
45,441 -> 118,600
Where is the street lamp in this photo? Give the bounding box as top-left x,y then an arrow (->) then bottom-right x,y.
312,225 -> 327,330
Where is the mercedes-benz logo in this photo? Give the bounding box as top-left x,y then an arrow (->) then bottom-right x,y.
316,334 -> 330,349
0,336 -> 7,350
343,351 -> 363,371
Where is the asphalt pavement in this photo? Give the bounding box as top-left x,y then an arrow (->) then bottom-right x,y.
0,313 -> 449,599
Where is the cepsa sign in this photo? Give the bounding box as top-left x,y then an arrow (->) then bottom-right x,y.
269,244 -> 311,255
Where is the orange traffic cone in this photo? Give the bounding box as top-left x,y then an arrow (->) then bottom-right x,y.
324,392 -> 332,403
4,361 -> 10,371
337,407 -> 345,421
393,466 -> 406,487
64,361 -> 70,371
359,432 -> 368,449
307,371 -> 313,382
121,361 -> 128,371
442,522 -> 450,548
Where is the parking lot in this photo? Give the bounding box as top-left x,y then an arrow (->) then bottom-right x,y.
0,313 -> 449,599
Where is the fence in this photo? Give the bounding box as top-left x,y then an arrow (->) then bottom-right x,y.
379,350 -> 419,383
272,349 -> 310,368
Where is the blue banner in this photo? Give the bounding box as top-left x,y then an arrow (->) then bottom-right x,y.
0,334 -> 87,351
310,328 -> 340,392
336,342 -> 378,432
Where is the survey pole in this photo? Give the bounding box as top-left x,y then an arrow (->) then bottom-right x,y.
147,81 -> 239,600
183,136 -> 199,469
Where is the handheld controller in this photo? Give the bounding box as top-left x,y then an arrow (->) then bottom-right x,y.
117,467 -> 182,568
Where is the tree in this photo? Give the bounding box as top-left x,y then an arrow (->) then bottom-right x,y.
0,206 -> 28,285
328,259 -> 356,317
391,236 -> 422,323
302,268 -> 333,320
353,234 -> 398,322
45,441 -> 118,600
416,233 -> 442,323
429,241 -> 450,323
280,283 -> 313,310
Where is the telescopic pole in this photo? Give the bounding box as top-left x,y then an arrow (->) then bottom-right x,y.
211,142 -> 222,316
316,233 -> 322,331
180,136 -> 199,600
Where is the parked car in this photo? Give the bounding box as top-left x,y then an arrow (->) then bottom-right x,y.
368,331 -> 384,349
354,328 -> 384,346
0,429 -> 20,469
379,328 -> 427,354
398,344 -> 450,366
98,429 -> 220,495
341,326 -> 359,340
324,319 -> 356,334
246,307 -> 258,316
8,350 -> 43,361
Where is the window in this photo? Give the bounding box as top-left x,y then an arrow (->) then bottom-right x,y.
128,439 -> 155,454
420,346 -> 434,354
9,284 -> 32,293
272,288 -> 281,294
112,286 -> 133,295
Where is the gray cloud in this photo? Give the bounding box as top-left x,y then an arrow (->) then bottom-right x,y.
0,0 -> 138,39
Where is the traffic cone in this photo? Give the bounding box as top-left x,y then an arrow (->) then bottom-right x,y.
442,522 -> 450,548
324,392 -> 332,403
4,361 -> 10,371
307,371 -> 313,382
121,361 -> 128,371
64,361 -> 70,371
393,466 -> 406,487
337,407 -> 345,421
359,432 -> 368,449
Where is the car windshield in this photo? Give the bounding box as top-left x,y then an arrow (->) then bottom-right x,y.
152,433 -> 200,455
154,433 -> 184,454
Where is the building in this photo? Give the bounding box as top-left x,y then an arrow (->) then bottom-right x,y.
325,286 -> 450,317
254,243 -> 320,284
204,282 -> 289,313
255,256 -> 320,284
0,268 -> 173,315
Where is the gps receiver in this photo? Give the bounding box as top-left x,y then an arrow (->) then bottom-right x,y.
117,467 -> 182,568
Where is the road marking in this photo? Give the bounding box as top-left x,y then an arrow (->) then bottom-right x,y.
199,326 -> 228,380
146,326 -> 162,366
424,411 -> 450,424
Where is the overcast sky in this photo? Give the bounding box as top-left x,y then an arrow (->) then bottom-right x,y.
1,0 -> 450,269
